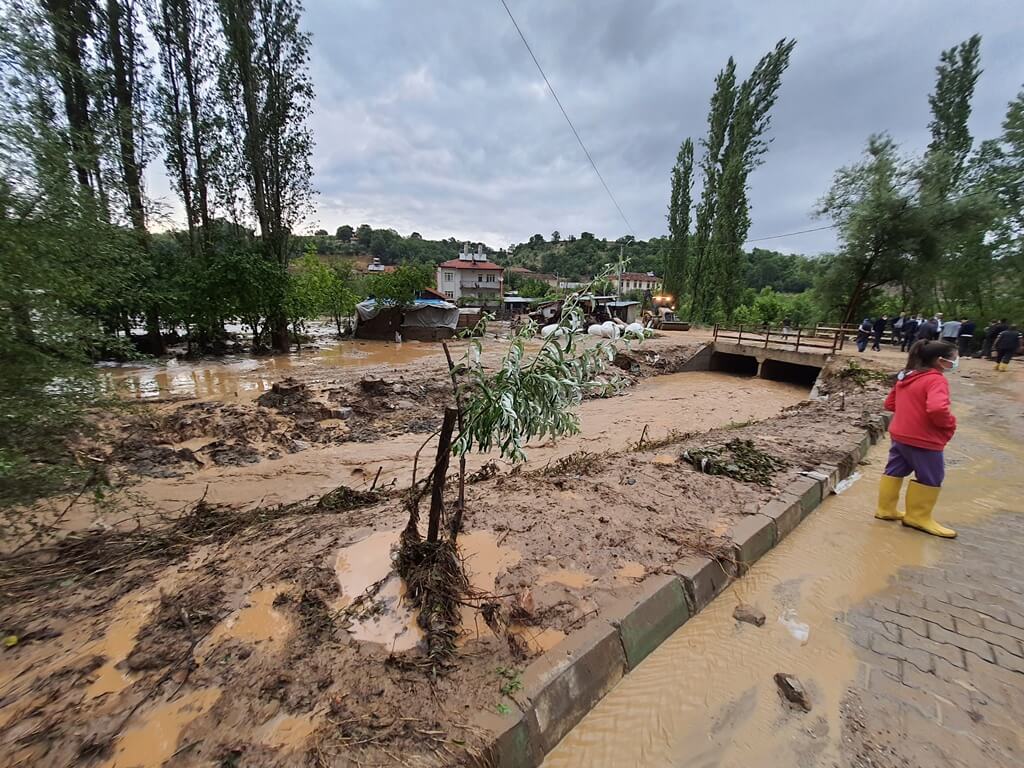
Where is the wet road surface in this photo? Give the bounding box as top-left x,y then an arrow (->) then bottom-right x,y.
545,359 -> 1024,768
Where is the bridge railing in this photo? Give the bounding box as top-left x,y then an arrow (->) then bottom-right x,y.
712,325 -> 841,354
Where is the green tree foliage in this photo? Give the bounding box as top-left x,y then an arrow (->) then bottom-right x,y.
217,0 -> 315,351
362,264 -> 434,305
665,138 -> 694,305
336,223 -> 354,242
355,223 -> 372,246
679,41 -> 796,321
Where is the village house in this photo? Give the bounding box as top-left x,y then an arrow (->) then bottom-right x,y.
436,243 -> 504,303
508,266 -> 559,288
610,271 -> 661,293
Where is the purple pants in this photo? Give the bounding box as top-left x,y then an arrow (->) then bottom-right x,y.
884,441 -> 944,487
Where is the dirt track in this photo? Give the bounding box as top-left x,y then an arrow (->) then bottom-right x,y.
0,331 -> 890,767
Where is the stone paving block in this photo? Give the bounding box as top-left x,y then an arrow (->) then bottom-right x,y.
953,617 -> 1024,657
900,630 -> 966,669
872,605 -> 929,638
758,494 -> 802,542
673,555 -> 730,613
867,666 -> 938,719
604,575 -> 690,670
992,645 -> 1024,674
982,616 -> 1024,643
520,621 -> 627,754
869,634 -> 934,673
898,599 -> 957,633
927,623 -> 996,663
729,514 -> 776,571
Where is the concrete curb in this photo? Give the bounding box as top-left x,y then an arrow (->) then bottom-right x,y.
476,419 -> 888,768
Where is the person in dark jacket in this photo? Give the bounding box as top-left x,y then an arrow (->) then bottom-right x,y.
981,319 -> 1008,359
872,315 -> 888,351
856,318 -> 872,353
994,325 -> 1021,371
891,313 -> 907,346
916,317 -> 939,342
901,316 -> 920,351
956,318 -> 975,358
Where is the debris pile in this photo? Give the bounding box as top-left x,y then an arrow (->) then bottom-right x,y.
681,439 -> 788,485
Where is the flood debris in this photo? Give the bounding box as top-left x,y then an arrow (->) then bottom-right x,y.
774,672 -> 812,712
681,438 -> 788,485
733,603 -> 766,627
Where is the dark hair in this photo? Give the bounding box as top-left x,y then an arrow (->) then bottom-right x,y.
905,340 -> 956,371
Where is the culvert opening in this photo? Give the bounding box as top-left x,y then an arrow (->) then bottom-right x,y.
759,358 -> 821,388
708,351 -> 759,376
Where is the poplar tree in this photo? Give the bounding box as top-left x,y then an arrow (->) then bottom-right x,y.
664,138 -> 693,306
216,0 -> 315,352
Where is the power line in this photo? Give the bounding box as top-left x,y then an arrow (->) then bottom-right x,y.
499,0 -> 636,238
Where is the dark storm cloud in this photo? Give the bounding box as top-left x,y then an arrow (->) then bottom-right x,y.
156,0 -> 1024,254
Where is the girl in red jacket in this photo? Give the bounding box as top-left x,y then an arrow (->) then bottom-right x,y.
875,340 -> 958,537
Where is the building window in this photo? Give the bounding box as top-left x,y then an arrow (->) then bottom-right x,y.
486,274 -> 496,283
444,272 -> 453,281
444,290 -> 454,298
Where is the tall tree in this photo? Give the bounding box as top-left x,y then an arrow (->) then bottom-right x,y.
664,138 -> 693,305
687,58 -> 736,319
711,39 -> 796,317
217,0 -> 315,352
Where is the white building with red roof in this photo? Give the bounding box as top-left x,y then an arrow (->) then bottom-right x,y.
436,243 -> 504,303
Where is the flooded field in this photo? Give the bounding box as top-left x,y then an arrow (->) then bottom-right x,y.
543,371 -> 1021,768
101,340 -> 438,401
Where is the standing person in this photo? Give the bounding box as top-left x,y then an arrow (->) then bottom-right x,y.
872,314 -> 888,351
901,315 -> 920,351
957,317 -> 975,358
875,340 -> 959,538
856,318 -> 872,353
916,315 -> 938,342
940,316 -> 961,345
892,313 -> 906,346
782,316 -> 793,340
994,324 -> 1021,371
981,319 -> 1008,359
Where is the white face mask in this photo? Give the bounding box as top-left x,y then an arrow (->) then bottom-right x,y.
940,357 -> 959,372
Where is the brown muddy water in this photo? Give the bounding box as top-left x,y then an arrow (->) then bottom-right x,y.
543,391 -> 1020,768
100,340 -> 437,401
129,371 -> 808,514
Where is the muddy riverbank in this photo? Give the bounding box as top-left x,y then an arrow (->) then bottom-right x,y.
0,334 -> 891,767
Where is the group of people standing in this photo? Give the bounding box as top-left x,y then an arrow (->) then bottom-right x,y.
856,312 -> 1021,370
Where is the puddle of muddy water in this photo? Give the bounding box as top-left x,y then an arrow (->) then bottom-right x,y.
199,584 -> 291,661
332,529 -> 523,650
544,393 -> 1019,768
102,688 -> 221,768
101,341 -> 437,401
538,569 -> 594,589
86,595 -> 156,699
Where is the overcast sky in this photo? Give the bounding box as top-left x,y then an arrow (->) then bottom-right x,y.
150,0 -> 1023,255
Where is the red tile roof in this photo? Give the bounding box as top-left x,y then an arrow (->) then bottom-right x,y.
438,258 -> 504,271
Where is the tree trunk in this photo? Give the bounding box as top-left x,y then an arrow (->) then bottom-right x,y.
271,316 -> 290,353
427,408 -> 458,543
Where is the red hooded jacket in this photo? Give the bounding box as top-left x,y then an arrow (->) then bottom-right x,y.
884,368 -> 956,450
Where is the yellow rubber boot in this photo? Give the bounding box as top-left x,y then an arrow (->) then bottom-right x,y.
874,475 -> 904,520
1000,363 -> 1010,372
902,481 -> 956,538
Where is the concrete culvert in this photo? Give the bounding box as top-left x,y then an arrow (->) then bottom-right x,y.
709,351 -> 759,376
759,358 -> 821,388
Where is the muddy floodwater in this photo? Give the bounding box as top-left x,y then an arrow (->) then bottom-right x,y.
127,371 -> 808,514
544,385 -> 1020,768
101,341 -> 437,401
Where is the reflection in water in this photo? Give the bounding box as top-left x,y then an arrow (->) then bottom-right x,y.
101,340 -> 437,401
544,393 -> 1020,768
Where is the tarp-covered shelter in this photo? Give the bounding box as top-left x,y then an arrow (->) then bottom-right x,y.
400,299 -> 460,341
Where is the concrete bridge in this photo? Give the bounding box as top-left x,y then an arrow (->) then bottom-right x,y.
682,342 -> 833,387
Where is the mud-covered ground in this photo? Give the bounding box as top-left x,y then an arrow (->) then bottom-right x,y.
0,332 -> 890,767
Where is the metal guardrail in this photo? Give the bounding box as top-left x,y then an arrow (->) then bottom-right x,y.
712,325 -> 841,354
